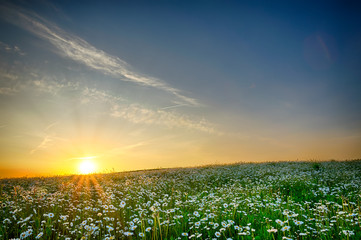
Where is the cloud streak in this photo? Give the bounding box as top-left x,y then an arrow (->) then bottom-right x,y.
30,135 -> 53,154
0,68 -> 218,134
0,86 -> 20,95
0,5 -> 199,106
110,103 -> 218,134
0,41 -> 26,55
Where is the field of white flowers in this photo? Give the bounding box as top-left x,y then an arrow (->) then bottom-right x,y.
0,160 -> 360,240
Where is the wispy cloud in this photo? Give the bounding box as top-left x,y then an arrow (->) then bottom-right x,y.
0,87 -> 20,95
0,41 -> 25,55
0,67 -> 23,96
161,104 -> 188,110
29,122 -> 68,155
81,87 -> 125,105
30,135 -> 53,154
0,69 -> 22,95
0,68 -> 77,96
0,70 -> 18,81
97,141 -> 151,159
29,76 -> 217,134
0,39 -> 218,135
1,68 -> 218,134
110,103 -> 218,134
0,5 -> 199,106
44,121 -> 59,131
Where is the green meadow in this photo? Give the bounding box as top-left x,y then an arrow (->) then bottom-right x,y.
1,160 -> 360,240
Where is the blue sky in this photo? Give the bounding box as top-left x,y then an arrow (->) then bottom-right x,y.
0,0 -> 360,177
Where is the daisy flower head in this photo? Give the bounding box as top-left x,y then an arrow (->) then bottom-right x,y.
35,232 -> 43,239
281,226 -> 291,232
20,232 -> 27,239
294,220 -> 304,226
267,228 -> 278,233
342,230 -> 354,236
276,219 -> 284,226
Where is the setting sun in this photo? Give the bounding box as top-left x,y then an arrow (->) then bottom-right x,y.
78,158 -> 97,174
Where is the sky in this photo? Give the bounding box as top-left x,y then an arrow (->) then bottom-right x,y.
0,0 -> 361,178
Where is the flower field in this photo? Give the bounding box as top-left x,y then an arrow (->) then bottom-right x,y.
1,160 -> 360,240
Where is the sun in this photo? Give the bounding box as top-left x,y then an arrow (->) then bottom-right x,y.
78,157 -> 97,174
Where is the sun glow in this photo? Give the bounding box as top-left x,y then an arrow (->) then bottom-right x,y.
78,157 -> 97,174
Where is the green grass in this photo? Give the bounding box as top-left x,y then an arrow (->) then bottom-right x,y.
0,160 -> 360,239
